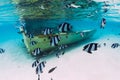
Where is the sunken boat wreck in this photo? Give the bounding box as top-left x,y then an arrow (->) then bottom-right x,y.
20,27 -> 96,56
14,0 -> 99,56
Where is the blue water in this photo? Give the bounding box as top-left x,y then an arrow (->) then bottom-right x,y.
0,0 -> 120,80
0,0 -> 120,43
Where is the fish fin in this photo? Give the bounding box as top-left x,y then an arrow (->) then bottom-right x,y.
38,74 -> 40,80
32,63 -> 34,68
88,51 -> 92,54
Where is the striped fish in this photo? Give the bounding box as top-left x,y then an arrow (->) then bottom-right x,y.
43,28 -> 53,35
26,33 -> 34,39
36,61 -> 46,74
0,48 -> 5,54
101,18 -> 106,29
18,26 -> 27,34
21,26 -> 26,31
30,41 -> 37,46
83,43 -> 100,54
32,60 -> 39,68
50,35 -> 60,46
36,64 -> 43,74
32,48 -> 42,56
56,51 -> 65,58
56,45 -> 67,58
58,22 -> 72,32
111,43 -> 120,48
58,44 -> 67,50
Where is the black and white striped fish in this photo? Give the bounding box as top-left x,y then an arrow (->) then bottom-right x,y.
58,44 -> 67,50
36,61 -> 46,74
17,26 -> 27,34
101,18 -> 106,29
58,22 -> 72,32
43,28 -> 53,35
59,44 -> 67,55
50,35 -> 60,46
111,43 -> 120,48
0,48 -> 5,54
32,60 -> 39,68
32,48 -> 42,56
83,43 -> 100,54
26,33 -> 34,39
56,45 -> 67,58
30,41 -> 37,46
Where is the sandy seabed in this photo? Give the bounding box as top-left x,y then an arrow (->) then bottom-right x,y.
0,35 -> 120,80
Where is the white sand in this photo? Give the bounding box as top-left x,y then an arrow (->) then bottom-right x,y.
0,35 -> 120,80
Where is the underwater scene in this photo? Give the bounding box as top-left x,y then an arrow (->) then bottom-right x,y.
0,0 -> 120,80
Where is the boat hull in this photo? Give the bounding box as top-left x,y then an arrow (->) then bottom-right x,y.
21,29 -> 96,55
